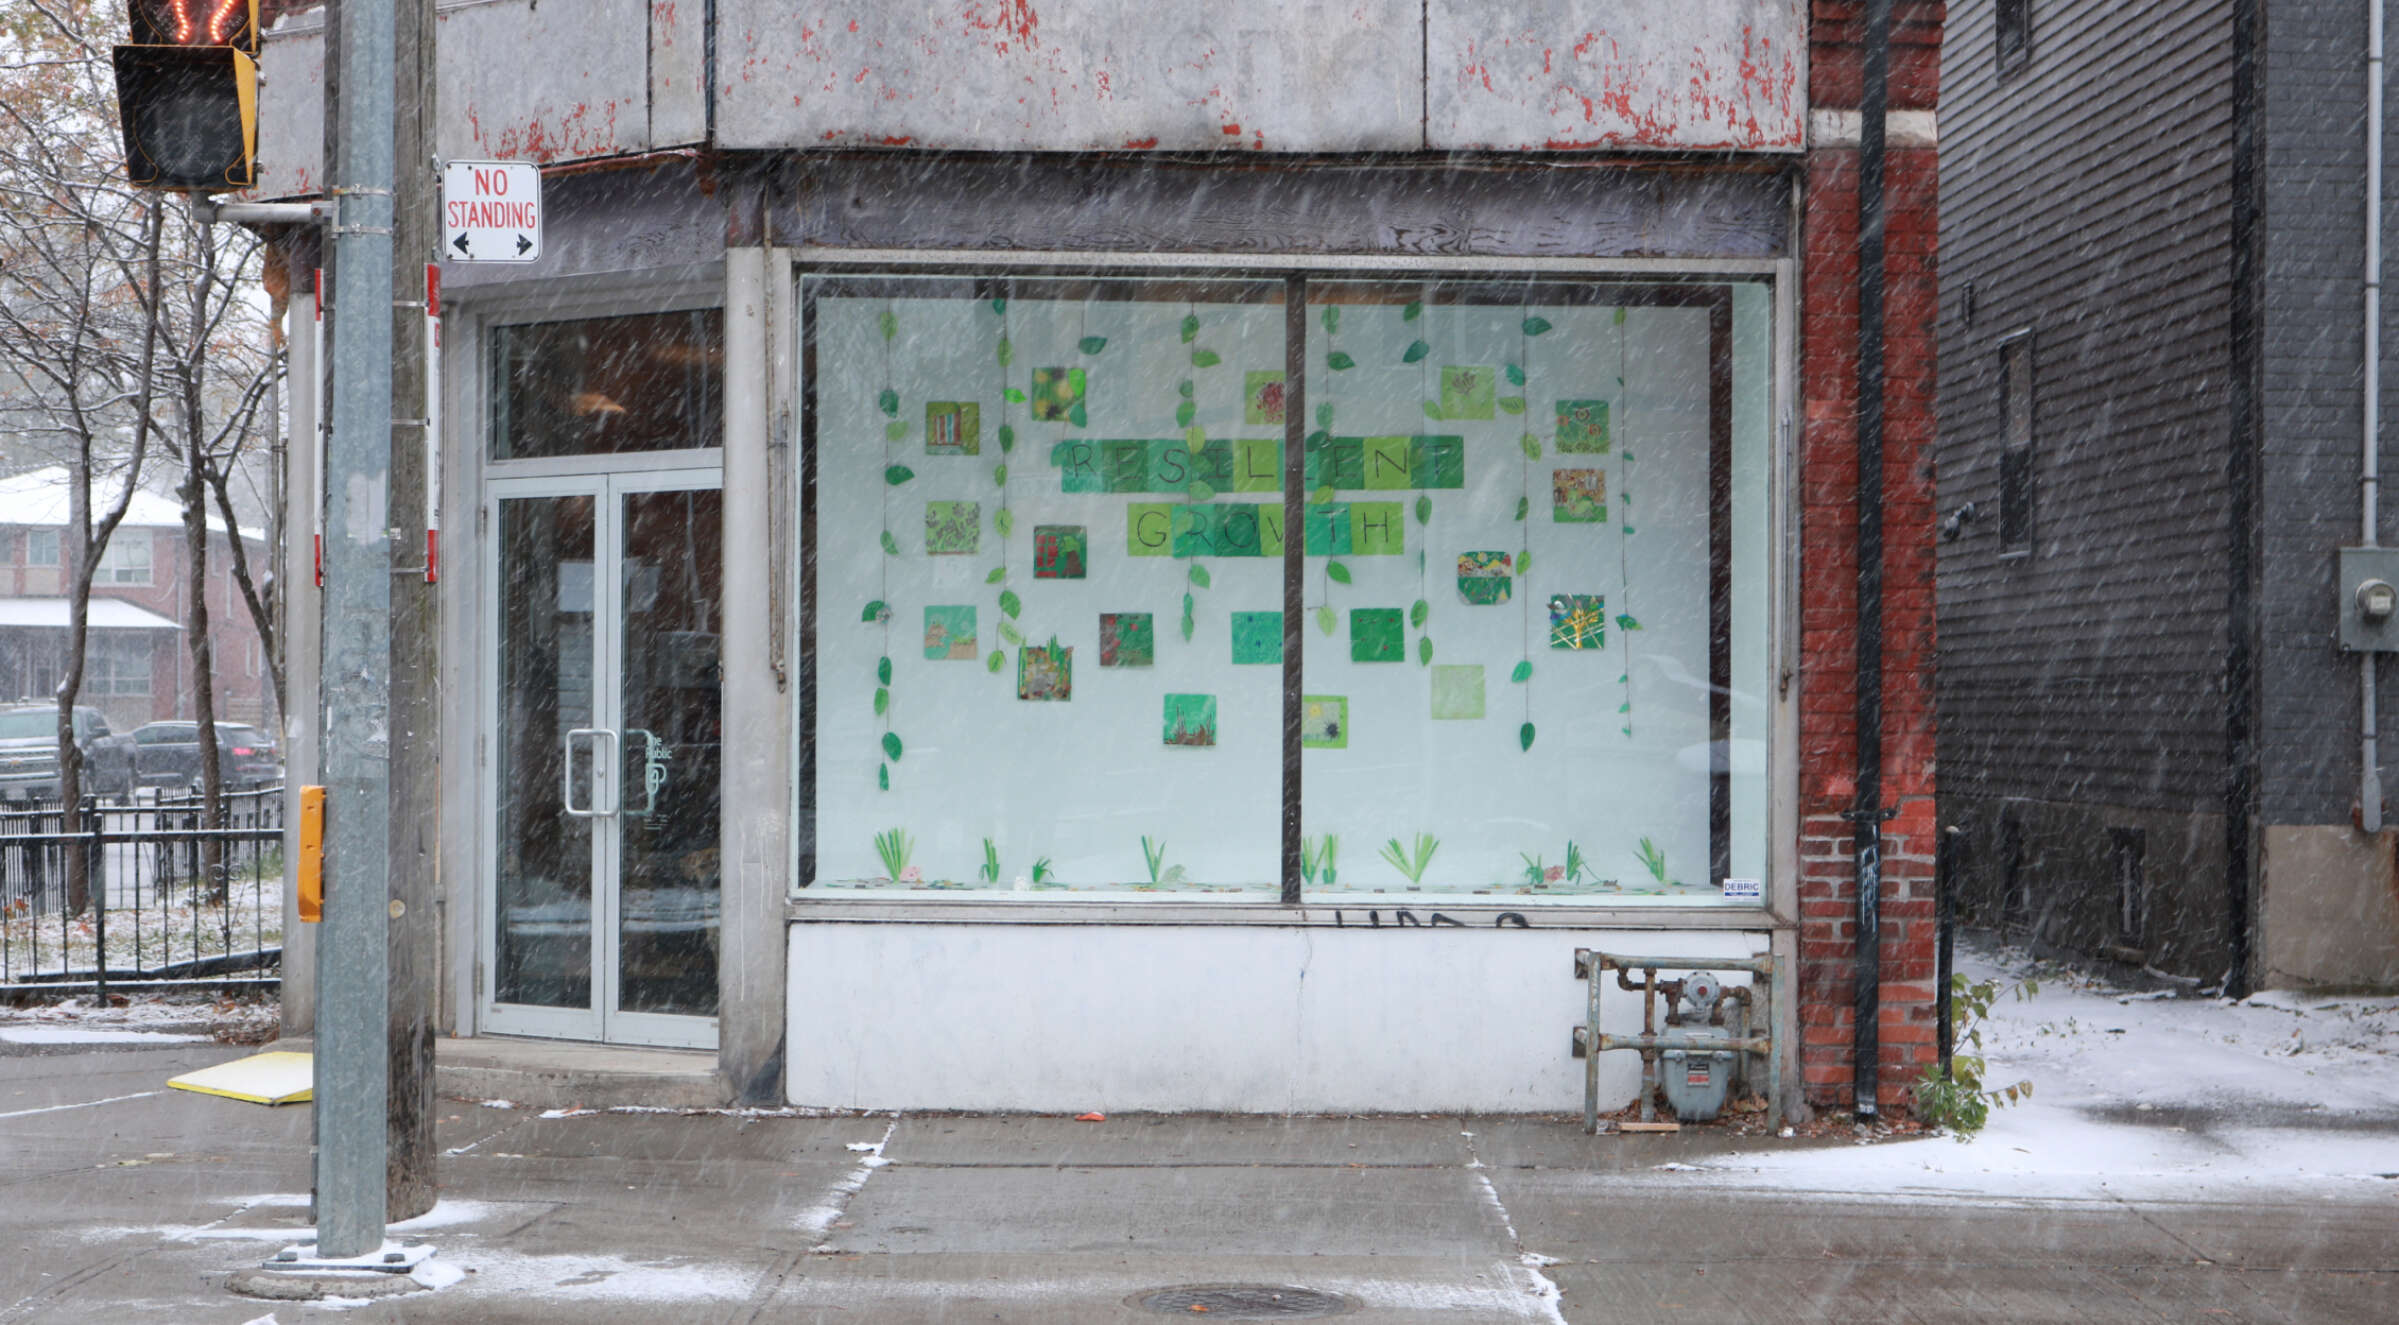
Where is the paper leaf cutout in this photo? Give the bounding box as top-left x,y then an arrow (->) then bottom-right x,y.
876,658 -> 894,687
1415,495 -> 1432,525
1616,613 -> 1642,631
877,762 -> 888,790
1186,425 -> 1207,448
1316,402 -> 1335,427
1326,561 -> 1352,585
880,531 -> 901,556
1417,635 -> 1434,665
1327,350 -> 1356,371
1181,313 -> 1201,342
879,310 -> 898,340
999,589 -> 1022,619
1068,402 -> 1087,427
874,687 -> 889,715
1511,660 -> 1532,683
884,465 -> 915,485
996,338 -> 1015,367
987,649 -> 1005,673
1522,316 -> 1553,336
991,297 -> 1007,315
862,599 -> 887,623
1517,549 -> 1532,575
1519,433 -> 1542,460
1514,496 -> 1529,522
998,425 -> 1016,452
1402,300 -> 1422,321
1410,599 -> 1429,629
1401,339 -> 1430,364
1316,605 -> 1337,636
993,463 -> 1009,486
985,566 -> 1008,585
1079,336 -> 1108,355
1004,388 -> 1026,403
884,420 -> 909,442
878,387 -> 899,417
1192,348 -> 1222,368
1178,378 -> 1195,398
998,620 -> 1025,646
1311,485 -> 1336,506
1498,397 -> 1526,415
882,731 -> 903,762
1613,306 -> 1628,325
1322,305 -> 1340,334
1506,362 -> 1526,386
1188,564 -> 1212,589
995,508 -> 1015,537
1520,721 -> 1537,751
1176,401 -> 1197,427
1187,481 -> 1217,503
1421,400 -> 1443,421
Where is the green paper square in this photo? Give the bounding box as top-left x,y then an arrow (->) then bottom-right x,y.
1430,664 -> 1485,720
1409,435 -> 1467,489
1350,608 -> 1405,662
1301,695 -> 1348,749
1245,371 -> 1286,426
1018,642 -> 1073,700
1457,551 -> 1513,605
1549,593 -> 1606,650
1552,468 -> 1608,523
1441,365 -> 1496,420
1231,611 -> 1283,664
1163,693 -> 1218,747
925,401 -> 980,455
1234,438 -> 1283,493
1100,612 -> 1154,667
1304,434 -> 1363,490
1349,502 -> 1405,555
1171,505 -> 1218,558
1305,504 -> 1353,556
1258,506 -> 1286,558
1053,440 -> 1105,492
1034,525 -> 1088,579
1128,503 -> 1173,556
925,501 -> 981,555
1031,367 -> 1085,421
1556,399 -> 1611,454
1216,504 -> 1263,556
1101,439 -> 1148,492
1362,435 -> 1413,490
923,605 -> 978,660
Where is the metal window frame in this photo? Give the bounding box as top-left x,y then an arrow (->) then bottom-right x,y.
1996,327 -> 2036,559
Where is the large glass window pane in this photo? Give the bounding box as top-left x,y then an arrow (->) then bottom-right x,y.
1298,280 -> 1769,902
806,276 -> 1287,892
494,494 -> 595,1007
490,310 -> 724,459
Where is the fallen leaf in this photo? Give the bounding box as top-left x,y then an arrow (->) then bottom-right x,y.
1074,1111 -> 1107,1122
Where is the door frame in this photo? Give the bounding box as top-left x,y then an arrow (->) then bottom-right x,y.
477,466 -> 723,1049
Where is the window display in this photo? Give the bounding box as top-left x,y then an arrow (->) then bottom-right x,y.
803,273 -> 1771,903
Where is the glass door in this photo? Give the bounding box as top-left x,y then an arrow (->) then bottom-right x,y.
484,470 -> 723,1047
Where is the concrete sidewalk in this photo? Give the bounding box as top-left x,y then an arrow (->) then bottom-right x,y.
2,1039 -> 2394,1323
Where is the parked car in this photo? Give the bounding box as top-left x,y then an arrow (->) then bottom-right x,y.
0,703 -> 114,803
88,720 -> 284,796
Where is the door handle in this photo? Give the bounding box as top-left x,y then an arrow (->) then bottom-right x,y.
563,727 -> 616,818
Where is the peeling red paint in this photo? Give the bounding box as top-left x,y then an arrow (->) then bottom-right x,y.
1220,122 -> 1240,136
1122,136 -> 1159,149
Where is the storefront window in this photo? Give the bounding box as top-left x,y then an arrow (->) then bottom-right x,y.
802,272 -> 1772,903
490,310 -> 724,459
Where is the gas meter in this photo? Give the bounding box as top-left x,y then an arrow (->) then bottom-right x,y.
1660,971 -> 1738,1122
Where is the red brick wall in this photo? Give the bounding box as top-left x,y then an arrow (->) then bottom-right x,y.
1798,1 -> 1943,1114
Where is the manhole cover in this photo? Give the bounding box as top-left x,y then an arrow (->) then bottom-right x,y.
1130,1284 -> 1357,1318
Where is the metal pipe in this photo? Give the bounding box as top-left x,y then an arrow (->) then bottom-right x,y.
1851,0 -> 1895,1120
315,0 -> 397,1261
190,196 -> 330,227
2366,0 -> 2387,835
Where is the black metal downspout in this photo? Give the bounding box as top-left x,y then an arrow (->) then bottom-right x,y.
1850,0 -> 1896,1119
2224,0 -> 2261,999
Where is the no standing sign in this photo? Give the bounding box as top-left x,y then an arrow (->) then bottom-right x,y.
441,160 -> 541,263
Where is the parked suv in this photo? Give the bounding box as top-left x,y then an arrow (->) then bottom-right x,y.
0,703 -> 114,803
88,721 -> 283,797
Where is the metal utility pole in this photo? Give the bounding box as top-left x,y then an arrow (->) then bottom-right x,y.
386,0 -> 441,1224
316,0 -> 398,1259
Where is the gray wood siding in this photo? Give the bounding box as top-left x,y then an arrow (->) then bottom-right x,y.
1936,0 -> 2238,814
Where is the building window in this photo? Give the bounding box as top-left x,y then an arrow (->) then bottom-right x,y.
1997,0 -> 2033,78
24,529 -> 58,567
799,271 -> 1774,904
1998,334 -> 2034,555
95,534 -> 152,585
87,633 -> 151,696
490,309 -> 724,459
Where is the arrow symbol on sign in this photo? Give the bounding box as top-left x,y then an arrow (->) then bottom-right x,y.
451,233 -> 470,257
515,234 -> 532,256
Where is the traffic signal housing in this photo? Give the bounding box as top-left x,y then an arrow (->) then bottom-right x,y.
113,1 -> 261,190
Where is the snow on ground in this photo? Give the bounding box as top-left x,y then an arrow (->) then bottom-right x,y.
0,990 -> 280,1043
1671,937 -> 2399,1202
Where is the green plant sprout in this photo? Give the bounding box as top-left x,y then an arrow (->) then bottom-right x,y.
978,838 -> 1002,884
1635,836 -> 1672,887
1380,833 -> 1440,886
1563,841 -> 1587,886
1913,972 -> 2039,1137
1030,856 -> 1054,885
873,827 -> 915,882
1139,836 -> 1187,887
1302,834 -> 1340,887
1519,853 -> 1548,887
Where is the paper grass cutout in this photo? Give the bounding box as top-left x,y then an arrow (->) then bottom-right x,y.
1549,594 -> 1607,650
1301,695 -> 1348,749
1163,693 -> 1218,747
1429,664 -> 1485,720
1552,468 -> 1608,523
1245,370 -> 1287,426
1033,525 -> 1088,579
926,401 -> 981,455
925,501 -> 981,555
1031,367 -> 1085,421
1350,608 -> 1405,662
922,605 -> 978,660
1230,611 -> 1283,664
1556,398 -> 1610,454
1017,640 -> 1073,700
1457,551 -> 1513,605
1100,612 -> 1155,667
1440,366 -> 1496,420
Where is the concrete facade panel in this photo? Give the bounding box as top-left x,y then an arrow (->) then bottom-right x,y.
1426,0 -> 1806,151
434,0 -> 655,163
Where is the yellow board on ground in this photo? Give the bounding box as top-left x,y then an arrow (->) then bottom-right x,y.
168,1051 -> 312,1105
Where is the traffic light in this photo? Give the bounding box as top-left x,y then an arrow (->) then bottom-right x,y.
112,0 -> 261,190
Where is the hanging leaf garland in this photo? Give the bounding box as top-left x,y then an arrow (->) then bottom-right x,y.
990,294 -> 1020,691
1515,306 -> 1539,745
875,303 -> 902,785
1614,305 -> 1636,737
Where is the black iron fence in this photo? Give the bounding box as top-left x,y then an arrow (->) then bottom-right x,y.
0,788 -> 284,991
